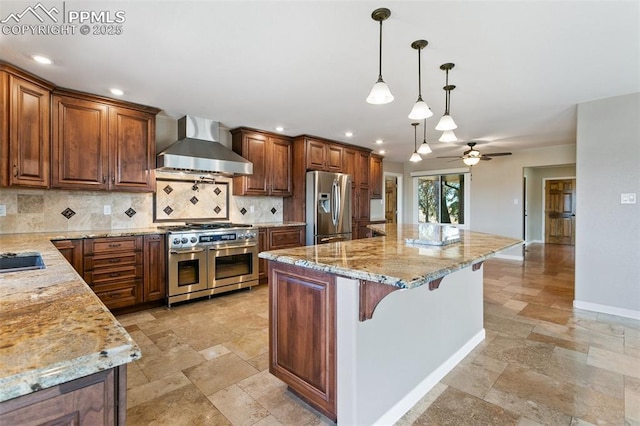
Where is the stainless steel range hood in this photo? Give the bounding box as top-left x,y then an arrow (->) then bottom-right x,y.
156,116 -> 252,176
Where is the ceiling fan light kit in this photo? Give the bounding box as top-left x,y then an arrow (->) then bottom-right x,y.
409,122 -> 423,162
462,155 -> 481,166
367,8 -> 394,105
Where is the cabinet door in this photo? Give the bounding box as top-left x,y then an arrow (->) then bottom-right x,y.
326,144 -> 343,172
305,139 -> 326,171
51,95 -> 109,190
8,75 -> 50,187
342,148 -> 356,179
356,186 -> 370,222
258,228 -> 268,282
109,107 -> 155,192
236,132 -> 268,195
52,239 -> 83,273
369,154 -> 383,199
268,137 -> 292,196
357,151 -> 370,188
269,263 -> 336,421
143,234 -> 166,302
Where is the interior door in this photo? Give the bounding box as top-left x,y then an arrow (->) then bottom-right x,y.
545,179 -> 576,245
385,177 -> 397,223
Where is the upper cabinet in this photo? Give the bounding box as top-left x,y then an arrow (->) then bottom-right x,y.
303,137 -> 342,172
369,154 -> 383,199
0,64 -> 54,188
231,128 -> 292,197
51,90 -> 159,192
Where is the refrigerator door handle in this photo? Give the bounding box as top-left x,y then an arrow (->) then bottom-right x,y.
332,180 -> 340,227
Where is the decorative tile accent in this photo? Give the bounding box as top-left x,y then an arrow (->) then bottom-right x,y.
190,196 -> 199,205
240,207 -> 247,215
155,178 -> 229,221
163,185 -> 174,195
214,187 -> 222,196
125,207 -> 137,218
214,206 -> 222,214
163,206 -> 174,216
61,208 -> 76,219
271,207 -> 277,214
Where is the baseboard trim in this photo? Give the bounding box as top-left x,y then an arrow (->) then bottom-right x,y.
574,300 -> 640,321
495,253 -> 524,261
373,329 -> 486,426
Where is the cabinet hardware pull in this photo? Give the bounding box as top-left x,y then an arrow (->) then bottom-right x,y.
109,259 -> 121,263
109,273 -> 120,277
111,175 -> 115,183
103,175 -> 107,183
108,243 -> 121,248
13,165 -> 18,177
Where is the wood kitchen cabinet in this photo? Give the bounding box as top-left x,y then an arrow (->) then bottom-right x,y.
301,137 -> 343,172
83,236 -> 144,310
143,234 -> 166,302
52,239 -> 83,274
51,90 -> 159,192
0,366 -> 126,425
0,63 -> 54,188
231,128 -> 292,197
369,153 -> 383,199
258,225 -> 305,283
269,262 -> 336,421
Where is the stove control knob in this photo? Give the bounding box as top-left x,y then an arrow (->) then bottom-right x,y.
238,234 -> 245,240
190,236 -> 198,243
249,232 -> 256,238
181,237 -> 188,244
172,238 -> 181,245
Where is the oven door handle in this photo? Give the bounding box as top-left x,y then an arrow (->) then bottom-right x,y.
170,248 -> 206,255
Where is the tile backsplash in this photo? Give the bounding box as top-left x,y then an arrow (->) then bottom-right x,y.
0,178 -> 284,234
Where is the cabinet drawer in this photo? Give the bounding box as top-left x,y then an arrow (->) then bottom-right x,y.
84,265 -> 142,285
84,252 -> 142,270
269,227 -> 305,249
93,281 -> 141,309
84,236 -> 142,254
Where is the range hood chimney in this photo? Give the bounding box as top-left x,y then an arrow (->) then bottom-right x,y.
156,116 -> 253,176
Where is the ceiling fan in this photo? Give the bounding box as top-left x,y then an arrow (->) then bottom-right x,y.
438,142 -> 512,165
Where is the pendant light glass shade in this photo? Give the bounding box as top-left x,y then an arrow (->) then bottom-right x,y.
439,130 -> 457,143
463,155 -> 481,166
409,122 -> 422,162
435,114 -> 457,131
367,8 -> 393,105
417,118 -> 432,154
408,40 -> 432,119
367,78 -> 394,104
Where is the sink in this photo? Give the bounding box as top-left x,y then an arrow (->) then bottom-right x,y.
0,252 -> 45,273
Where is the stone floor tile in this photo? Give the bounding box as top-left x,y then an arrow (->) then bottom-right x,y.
414,386 -> 520,425
526,331 -> 590,354
223,329 -> 269,361
199,344 -> 231,360
252,415 -> 284,426
208,384 -> 269,426
587,346 -> 640,379
484,313 -> 536,338
481,335 -> 555,373
126,361 -> 149,389
127,371 -> 191,409
394,383 -> 448,426
625,386 -> 640,424
518,302 -> 572,325
136,341 -> 204,381
441,354 -> 508,399
183,352 -> 259,396
247,351 -> 270,372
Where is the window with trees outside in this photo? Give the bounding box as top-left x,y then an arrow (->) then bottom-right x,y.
417,173 -> 466,225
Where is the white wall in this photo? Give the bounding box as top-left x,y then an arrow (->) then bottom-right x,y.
575,93 -> 640,318
402,144 -> 576,256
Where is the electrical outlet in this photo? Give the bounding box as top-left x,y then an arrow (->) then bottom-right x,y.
250,205 -> 255,213
0,204 -> 6,217
621,193 -> 637,204
103,205 -> 111,215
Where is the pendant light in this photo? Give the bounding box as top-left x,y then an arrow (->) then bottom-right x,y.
366,8 -> 394,105
408,40 -> 433,119
439,130 -> 457,143
409,122 -> 422,162
435,63 -> 457,131
417,118 -> 432,155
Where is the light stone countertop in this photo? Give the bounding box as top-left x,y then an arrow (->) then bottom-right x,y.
0,232 -> 143,403
259,224 -> 522,289
251,221 -> 306,228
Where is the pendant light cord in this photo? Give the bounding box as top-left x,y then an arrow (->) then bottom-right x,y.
417,48 -> 422,98
378,20 -> 383,80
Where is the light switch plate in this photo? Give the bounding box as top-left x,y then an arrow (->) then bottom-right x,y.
103,205 -> 111,215
621,193 -> 637,204
0,204 -> 6,217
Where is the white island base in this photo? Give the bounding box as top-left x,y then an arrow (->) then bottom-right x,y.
336,264 -> 484,425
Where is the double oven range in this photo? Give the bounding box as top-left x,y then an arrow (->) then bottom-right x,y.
160,222 -> 259,306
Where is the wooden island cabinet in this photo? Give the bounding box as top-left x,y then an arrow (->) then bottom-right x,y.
258,225 -> 305,283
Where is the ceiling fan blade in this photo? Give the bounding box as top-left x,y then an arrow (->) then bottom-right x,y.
437,156 -> 463,159
480,156 -> 492,161
484,152 -> 512,157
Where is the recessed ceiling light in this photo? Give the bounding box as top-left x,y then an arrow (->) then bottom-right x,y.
110,88 -> 124,96
32,55 -> 52,65
275,126 -> 284,132
345,132 -> 353,137
379,150 -> 386,154
375,139 -> 383,144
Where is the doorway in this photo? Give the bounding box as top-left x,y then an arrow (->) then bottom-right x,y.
385,176 -> 397,223
544,178 -> 576,245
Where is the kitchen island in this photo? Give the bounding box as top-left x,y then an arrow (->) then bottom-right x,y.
259,224 -> 521,424
0,232 -> 145,424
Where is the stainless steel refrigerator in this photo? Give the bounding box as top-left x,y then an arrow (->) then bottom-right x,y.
306,170 -> 352,245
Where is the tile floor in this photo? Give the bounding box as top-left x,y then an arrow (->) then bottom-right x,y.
117,244 -> 640,425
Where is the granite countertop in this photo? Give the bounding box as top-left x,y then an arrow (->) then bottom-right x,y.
252,221 -> 306,228
259,224 -> 521,289
0,233 -> 141,403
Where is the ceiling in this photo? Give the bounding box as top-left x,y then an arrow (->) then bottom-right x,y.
1,1 -> 639,163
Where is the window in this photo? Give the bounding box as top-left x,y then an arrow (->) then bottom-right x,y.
415,172 -> 468,225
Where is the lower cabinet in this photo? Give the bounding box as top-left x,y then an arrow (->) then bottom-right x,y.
143,234 -> 166,302
269,262 -> 336,421
51,239 -> 83,273
0,366 -> 126,425
258,225 -> 305,283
